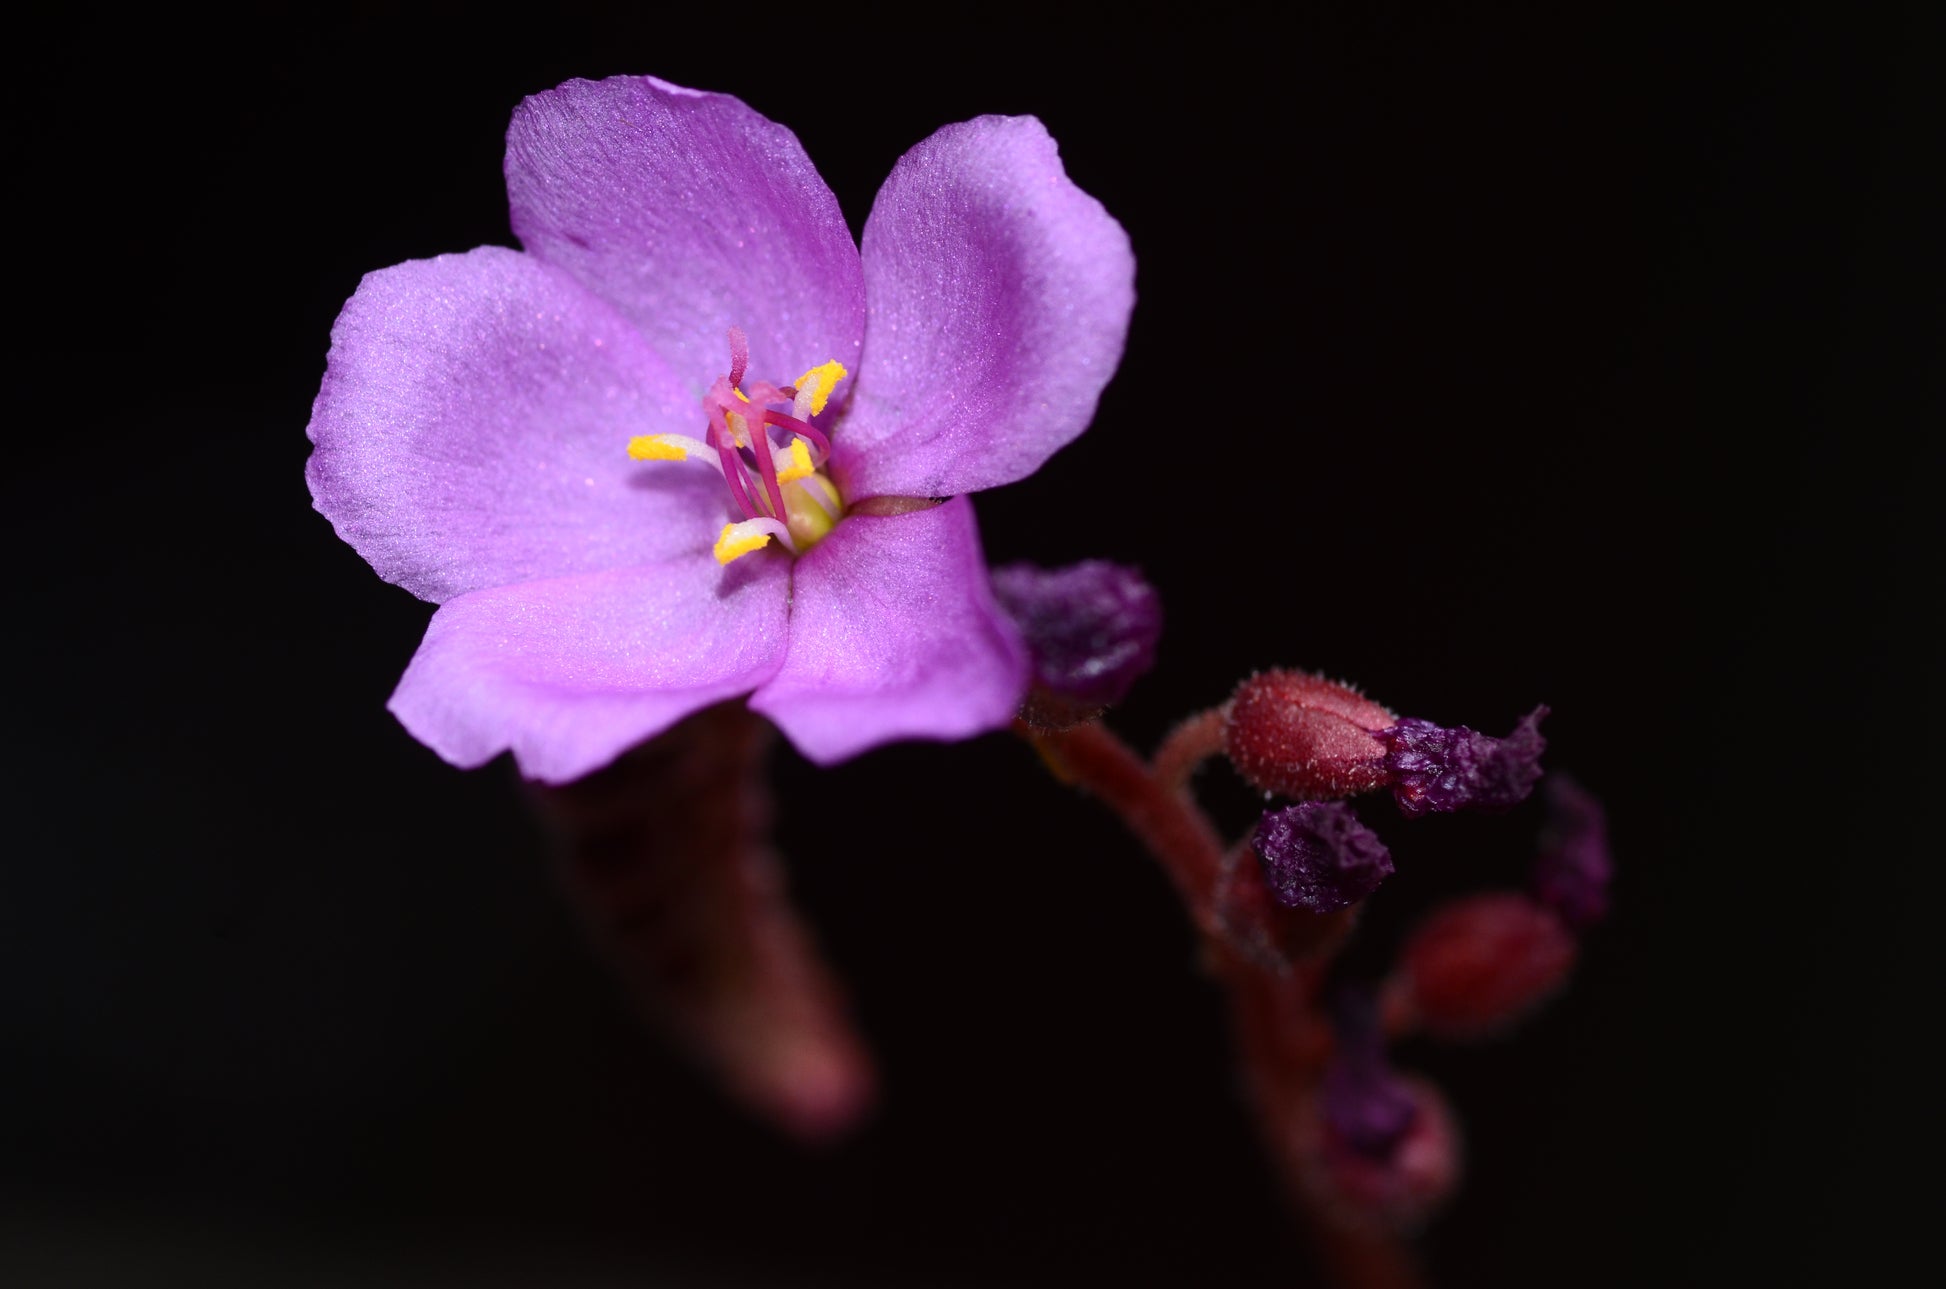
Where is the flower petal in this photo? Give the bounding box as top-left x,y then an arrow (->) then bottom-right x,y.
307,246 -> 728,604
389,551 -> 792,784
749,497 -> 1029,764
506,76 -> 865,395
832,116 -> 1135,500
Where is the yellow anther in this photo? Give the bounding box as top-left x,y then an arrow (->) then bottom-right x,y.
714,521 -> 773,565
724,410 -> 751,447
626,435 -> 688,462
776,437 -> 815,484
793,360 -> 849,416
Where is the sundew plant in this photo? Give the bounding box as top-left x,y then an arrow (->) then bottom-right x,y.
306,74 -> 1610,1287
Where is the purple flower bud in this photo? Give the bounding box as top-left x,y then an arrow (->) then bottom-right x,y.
1381,705 -> 1549,818
1532,774 -> 1612,928
1322,991 -> 1418,1161
991,560 -> 1162,726
1253,801 -> 1394,913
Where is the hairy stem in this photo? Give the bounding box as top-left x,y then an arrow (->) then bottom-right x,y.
1154,705 -> 1229,793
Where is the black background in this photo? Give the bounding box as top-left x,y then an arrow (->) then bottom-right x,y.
6,6 -> 1938,1286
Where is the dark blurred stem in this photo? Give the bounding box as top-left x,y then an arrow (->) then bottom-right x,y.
531,704 -> 874,1143
1019,716 -> 1424,1289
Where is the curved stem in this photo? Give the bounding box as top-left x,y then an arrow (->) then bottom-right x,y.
1154,705 -> 1229,793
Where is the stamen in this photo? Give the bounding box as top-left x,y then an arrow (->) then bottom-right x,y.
714,517 -> 793,565
628,330 -> 849,561
709,409 -> 762,521
626,433 -> 715,464
792,360 -> 848,420
776,438 -> 815,485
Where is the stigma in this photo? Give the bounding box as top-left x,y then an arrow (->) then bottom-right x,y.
627,327 -> 848,565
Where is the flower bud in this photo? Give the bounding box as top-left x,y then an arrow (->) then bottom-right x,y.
1253,801 -> 1394,913
1321,990 -> 1416,1159
1532,773 -> 1612,928
1304,1073 -> 1462,1233
1222,670 -> 1394,800
992,560 -> 1162,731
1391,891 -> 1577,1040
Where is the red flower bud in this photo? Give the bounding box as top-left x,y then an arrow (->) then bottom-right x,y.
1392,892 -> 1577,1040
1222,670 -> 1395,800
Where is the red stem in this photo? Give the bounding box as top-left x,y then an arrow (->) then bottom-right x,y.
1019,716 -> 1424,1289
1154,705 -> 1229,793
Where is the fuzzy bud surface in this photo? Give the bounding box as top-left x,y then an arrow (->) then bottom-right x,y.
1223,670 -> 1394,800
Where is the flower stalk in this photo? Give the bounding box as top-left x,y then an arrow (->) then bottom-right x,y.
1019,712 -> 1424,1289
532,704 -> 875,1143
1011,647 -> 1606,1287
305,68 -> 1609,1283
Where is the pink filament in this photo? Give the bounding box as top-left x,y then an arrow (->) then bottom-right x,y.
709,406 -> 762,520
761,410 -> 831,460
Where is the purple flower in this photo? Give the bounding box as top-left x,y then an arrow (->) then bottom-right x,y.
306,77 -> 1134,783
1253,801 -> 1395,913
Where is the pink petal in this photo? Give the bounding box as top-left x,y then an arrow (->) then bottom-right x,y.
306,247 -> 728,604
831,116 -> 1135,500
389,551 -> 793,784
749,498 -> 1029,764
506,76 -> 865,398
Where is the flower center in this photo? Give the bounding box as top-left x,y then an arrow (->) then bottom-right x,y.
627,326 -> 848,565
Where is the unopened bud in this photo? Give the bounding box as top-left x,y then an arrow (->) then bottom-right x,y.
1392,891 -> 1577,1040
1321,990 -> 1416,1159
1223,670 -> 1395,800
1305,1073 -> 1462,1233
1533,774 -> 1613,928
992,560 -> 1162,731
